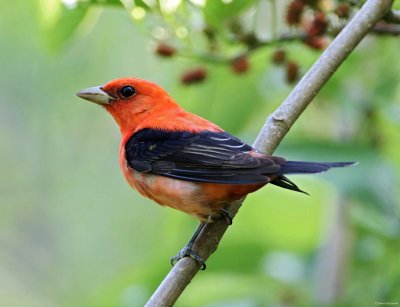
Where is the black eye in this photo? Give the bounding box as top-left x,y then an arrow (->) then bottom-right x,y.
120,85 -> 136,98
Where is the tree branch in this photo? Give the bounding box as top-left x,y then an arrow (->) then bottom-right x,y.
145,1 -> 394,306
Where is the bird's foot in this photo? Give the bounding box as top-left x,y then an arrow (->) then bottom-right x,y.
170,245 -> 206,270
220,208 -> 233,225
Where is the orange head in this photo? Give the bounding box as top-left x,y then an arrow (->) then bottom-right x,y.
76,77 -> 181,137
76,77 -> 222,140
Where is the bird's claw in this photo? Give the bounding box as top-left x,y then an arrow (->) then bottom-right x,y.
220,208 -> 233,225
170,247 -> 206,270
170,212 -> 230,270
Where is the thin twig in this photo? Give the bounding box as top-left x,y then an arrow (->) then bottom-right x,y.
177,9 -> 400,65
372,20 -> 400,35
384,9 -> 400,23
176,32 -> 305,64
145,1 -> 394,306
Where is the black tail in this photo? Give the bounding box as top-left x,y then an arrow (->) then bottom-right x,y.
279,161 -> 356,175
270,161 -> 356,194
271,175 -> 309,195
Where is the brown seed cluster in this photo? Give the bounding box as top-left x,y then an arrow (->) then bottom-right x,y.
230,55 -> 250,74
286,0 -> 306,26
303,12 -> 328,50
272,49 -> 286,65
155,43 -> 176,58
285,1 -> 347,51
285,61 -> 300,84
335,3 -> 350,19
181,68 -> 207,85
157,1 -> 354,85
308,12 -> 328,37
271,48 -> 299,84
303,36 -> 328,50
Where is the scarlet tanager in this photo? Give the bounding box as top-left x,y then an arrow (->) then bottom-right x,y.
76,77 -> 354,268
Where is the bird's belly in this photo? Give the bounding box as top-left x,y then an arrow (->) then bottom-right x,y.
122,165 -> 212,220
121,164 -> 265,221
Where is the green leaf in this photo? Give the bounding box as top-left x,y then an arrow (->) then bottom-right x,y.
38,0 -> 90,51
203,0 -> 259,28
393,0 -> 400,10
133,0 -> 152,10
38,0 -> 124,51
89,0 -> 123,6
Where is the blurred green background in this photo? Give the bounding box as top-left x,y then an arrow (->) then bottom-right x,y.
1,0 -> 399,306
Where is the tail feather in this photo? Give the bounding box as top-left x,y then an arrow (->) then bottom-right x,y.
279,161 -> 356,175
270,175 -> 309,195
270,161 -> 356,194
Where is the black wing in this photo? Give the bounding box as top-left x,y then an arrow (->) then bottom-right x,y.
124,128 -> 283,184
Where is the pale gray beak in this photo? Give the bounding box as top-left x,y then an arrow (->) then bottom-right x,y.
76,86 -> 114,105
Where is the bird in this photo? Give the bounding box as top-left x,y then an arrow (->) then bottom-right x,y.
76,77 -> 355,269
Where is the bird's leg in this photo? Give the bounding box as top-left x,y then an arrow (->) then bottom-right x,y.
170,208 -> 233,270
170,222 -> 207,270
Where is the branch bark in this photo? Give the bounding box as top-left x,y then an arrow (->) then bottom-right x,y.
145,1 -> 394,306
